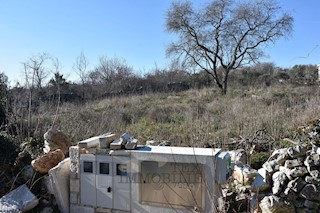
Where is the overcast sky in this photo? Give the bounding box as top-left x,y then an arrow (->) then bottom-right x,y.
0,0 -> 320,85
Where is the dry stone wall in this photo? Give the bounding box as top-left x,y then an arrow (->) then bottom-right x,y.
232,144 -> 320,213
259,144 -> 320,213
228,120 -> 320,213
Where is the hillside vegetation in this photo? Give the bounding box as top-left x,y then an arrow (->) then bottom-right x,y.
1,68 -> 320,198
29,84 -> 320,151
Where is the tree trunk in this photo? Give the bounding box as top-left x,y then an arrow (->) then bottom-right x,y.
221,69 -> 230,95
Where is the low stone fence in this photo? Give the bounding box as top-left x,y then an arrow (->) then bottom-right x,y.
231,143 -> 320,213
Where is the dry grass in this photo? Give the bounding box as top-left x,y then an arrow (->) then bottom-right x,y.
30,84 -> 320,150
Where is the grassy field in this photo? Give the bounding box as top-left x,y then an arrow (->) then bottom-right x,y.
30,84 -> 320,152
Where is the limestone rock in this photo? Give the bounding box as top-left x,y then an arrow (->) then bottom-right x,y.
259,195 -> 296,213
263,160 -> 280,174
31,149 -> 65,174
285,166 -> 308,180
272,171 -> 287,195
311,146 -> 320,155
232,162 -> 257,185
268,148 -> 289,165
44,128 -> 71,155
284,159 -> 303,169
228,149 -> 247,164
304,153 -> 320,167
287,145 -> 308,158
305,176 -> 320,186
304,153 -> 320,179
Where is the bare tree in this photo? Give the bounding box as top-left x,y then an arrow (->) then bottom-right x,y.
24,53 -> 50,89
22,53 -> 50,137
97,56 -> 133,82
166,0 -> 293,94
73,52 -> 89,99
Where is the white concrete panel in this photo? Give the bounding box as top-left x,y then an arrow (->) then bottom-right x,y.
96,155 -> 113,208
113,156 -> 131,211
80,154 -> 96,206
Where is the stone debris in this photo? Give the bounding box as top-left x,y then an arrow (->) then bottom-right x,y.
223,120 -> 320,213
232,162 -> 257,185
99,133 -> 119,148
259,195 -> 295,213
251,168 -> 271,192
228,149 -> 247,164
31,149 -> 65,174
79,132 -> 140,151
241,143 -> 320,212
43,128 -> 72,155
48,158 -> 70,213
110,138 -> 125,150
0,184 -> 39,212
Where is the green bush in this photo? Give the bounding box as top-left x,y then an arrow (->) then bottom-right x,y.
250,152 -> 270,169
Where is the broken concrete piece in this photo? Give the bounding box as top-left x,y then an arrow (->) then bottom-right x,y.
0,184 -> 39,212
252,168 -> 271,192
44,128 -> 72,155
78,136 -> 100,149
309,169 -> 320,179
99,133 -> 119,148
110,138 -> 125,150
49,158 -> 70,213
121,133 -> 133,142
304,154 -> 320,179
125,138 -> 138,150
32,149 -> 65,174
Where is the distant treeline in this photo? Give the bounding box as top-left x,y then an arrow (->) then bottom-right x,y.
6,63 -> 319,107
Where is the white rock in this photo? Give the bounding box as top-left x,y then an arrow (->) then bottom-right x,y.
232,162 -> 257,185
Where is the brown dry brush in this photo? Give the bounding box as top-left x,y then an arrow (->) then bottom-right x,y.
17,84 -> 320,149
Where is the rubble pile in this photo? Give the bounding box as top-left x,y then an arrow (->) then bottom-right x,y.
257,144 -> 320,213
230,121 -> 320,213
78,132 -> 139,152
